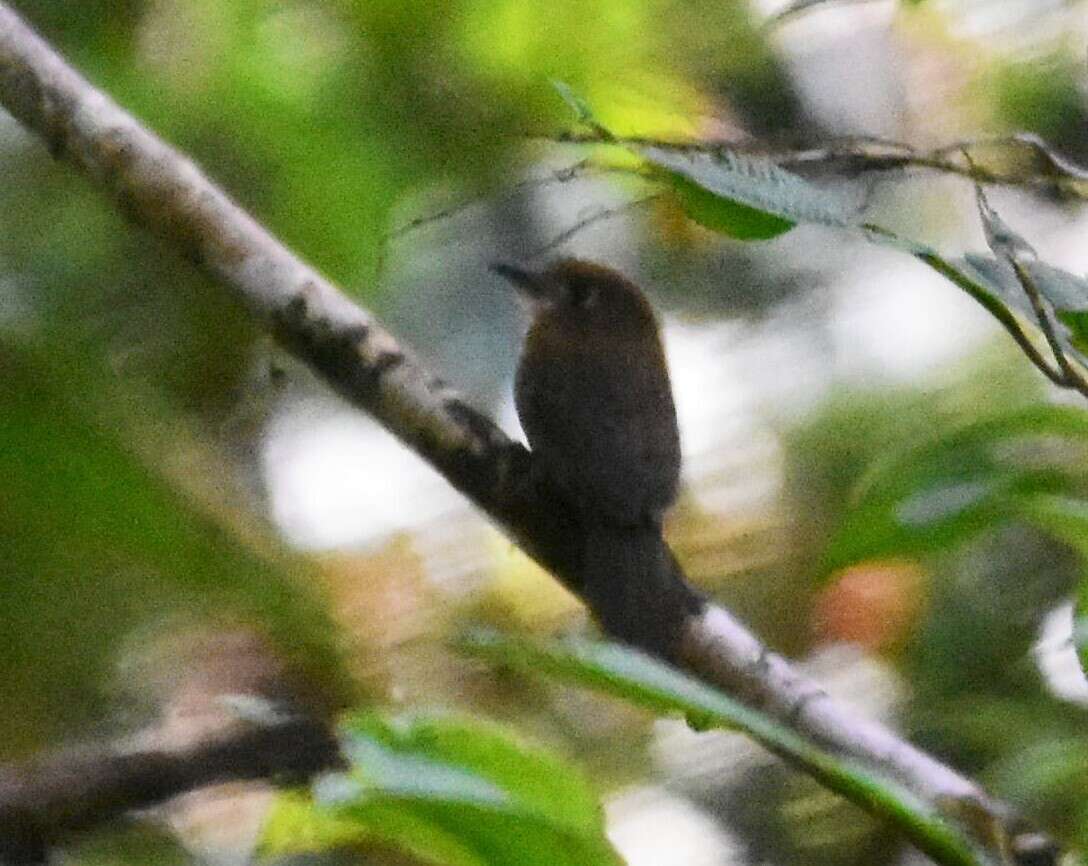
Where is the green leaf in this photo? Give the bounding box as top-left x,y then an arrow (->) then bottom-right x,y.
825,468 -> 1064,575
341,713 -> 603,833
858,222 -> 1088,387
1014,493 -> 1088,561
669,174 -> 795,240
953,254 -> 1036,320
261,791 -> 395,858
821,406 -> 1088,575
261,711 -> 620,866
639,145 -> 856,239
457,631 -> 990,866
974,256 -> 1088,315
547,88 -> 851,240
1058,309 -> 1088,357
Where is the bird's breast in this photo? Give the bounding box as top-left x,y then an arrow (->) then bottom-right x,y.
516,323 -> 680,525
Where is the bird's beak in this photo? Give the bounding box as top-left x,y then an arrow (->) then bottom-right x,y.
490,262 -> 557,303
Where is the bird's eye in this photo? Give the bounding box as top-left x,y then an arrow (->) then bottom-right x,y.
567,281 -> 597,309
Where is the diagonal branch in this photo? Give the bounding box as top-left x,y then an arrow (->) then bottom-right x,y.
777,133 -> 1088,197
0,5 -> 1057,864
545,130 -> 1088,200
527,193 -> 662,259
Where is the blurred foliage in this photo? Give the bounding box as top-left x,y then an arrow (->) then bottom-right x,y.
780,349 -> 1043,612
0,334 -> 352,754
780,359 -> 1088,853
986,52 -> 1088,163
263,710 -> 622,866
819,405 -> 1088,575
68,826 -> 192,866
4,0 -> 780,301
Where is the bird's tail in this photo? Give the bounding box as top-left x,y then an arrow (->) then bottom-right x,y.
582,522 -> 685,659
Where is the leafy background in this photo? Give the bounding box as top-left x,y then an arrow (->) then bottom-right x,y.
4,0 -> 1088,863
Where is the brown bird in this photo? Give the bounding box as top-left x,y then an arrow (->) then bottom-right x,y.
492,258 -> 682,653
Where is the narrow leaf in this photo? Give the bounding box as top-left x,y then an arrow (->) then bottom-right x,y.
458,631 -> 989,866
975,187 -> 1037,262
552,80 -> 598,128
552,81 -> 615,142
953,254 -> 1088,365
669,173 -> 795,239
340,713 -> 603,833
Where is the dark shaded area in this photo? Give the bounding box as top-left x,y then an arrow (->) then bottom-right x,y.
0,716 -> 342,865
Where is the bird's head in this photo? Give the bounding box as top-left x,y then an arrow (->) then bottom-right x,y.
491,258 -> 657,336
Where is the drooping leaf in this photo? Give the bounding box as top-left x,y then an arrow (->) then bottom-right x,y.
261,711 -> 621,866
971,188 -> 1088,366
668,173 -> 795,240
346,713 -> 603,831
548,86 -> 855,240
954,254 -> 1088,363
856,220 -> 1088,385
975,187 -> 1037,262
457,631 -> 988,866
640,145 -> 857,239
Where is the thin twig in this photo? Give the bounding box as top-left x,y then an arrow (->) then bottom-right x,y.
544,130 -> 1088,199
772,136 -> 1088,196
934,133 -> 1088,181
375,159 -> 599,277
527,193 -> 661,260
384,159 -> 595,243
765,0 -> 893,29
